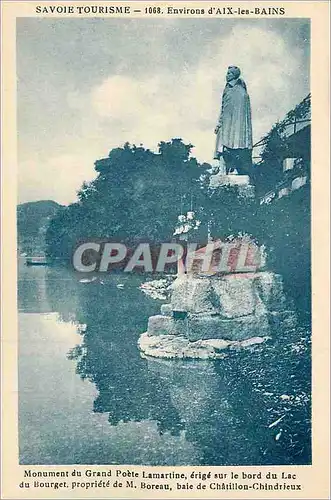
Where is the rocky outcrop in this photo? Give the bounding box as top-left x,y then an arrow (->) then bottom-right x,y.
139,331 -> 268,360
138,272 -> 296,359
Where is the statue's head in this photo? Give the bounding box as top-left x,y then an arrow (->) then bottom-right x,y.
226,66 -> 241,82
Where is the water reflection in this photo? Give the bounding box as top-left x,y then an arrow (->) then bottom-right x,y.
18,262 -> 311,465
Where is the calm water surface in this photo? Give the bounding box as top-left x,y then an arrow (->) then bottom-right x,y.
18,261 -> 311,465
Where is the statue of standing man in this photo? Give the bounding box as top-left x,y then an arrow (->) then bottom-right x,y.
214,66 -> 253,175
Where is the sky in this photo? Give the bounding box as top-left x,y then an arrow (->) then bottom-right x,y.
17,18 -> 310,205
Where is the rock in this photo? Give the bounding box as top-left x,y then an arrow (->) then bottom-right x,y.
138,332 -> 269,360
182,237 -> 265,276
147,314 -> 189,336
291,176 -> 307,191
187,313 -> 270,342
138,332 -> 228,360
202,338 -> 231,350
209,174 -> 250,187
160,304 -> 172,317
269,310 -> 297,330
140,278 -> 170,300
141,270 -> 295,358
230,336 -> 270,349
169,276 -> 191,312
254,272 -> 287,311
147,315 -> 173,336
212,275 -> 261,318
170,273 -> 278,319
172,318 -> 189,336
171,276 -> 219,314
209,174 -> 255,198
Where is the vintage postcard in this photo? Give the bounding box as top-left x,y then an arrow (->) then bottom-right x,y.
1,1 -> 330,499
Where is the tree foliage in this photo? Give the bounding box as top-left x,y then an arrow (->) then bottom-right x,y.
46,139 -> 209,260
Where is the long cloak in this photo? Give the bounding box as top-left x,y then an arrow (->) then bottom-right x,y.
215,78 -> 253,157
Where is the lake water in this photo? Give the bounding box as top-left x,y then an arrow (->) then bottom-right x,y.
18,261 -> 311,465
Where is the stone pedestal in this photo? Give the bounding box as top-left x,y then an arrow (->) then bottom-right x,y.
209,173 -> 255,198
211,174 -> 250,186
138,272 -> 296,359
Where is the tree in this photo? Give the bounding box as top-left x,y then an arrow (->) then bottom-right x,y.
46,139 -> 209,261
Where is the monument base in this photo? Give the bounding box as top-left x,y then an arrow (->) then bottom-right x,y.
209,173 -> 255,197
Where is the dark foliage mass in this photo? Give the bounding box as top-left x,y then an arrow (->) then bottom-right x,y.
46,139 -> 210,260
256,185 -> 311,316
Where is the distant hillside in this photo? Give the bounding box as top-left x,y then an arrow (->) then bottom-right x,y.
17,200 -> 64,255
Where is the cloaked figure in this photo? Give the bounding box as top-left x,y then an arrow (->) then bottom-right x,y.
214,66 -> 253,175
